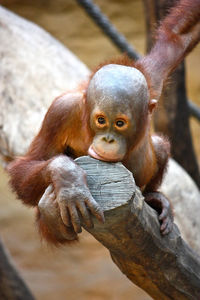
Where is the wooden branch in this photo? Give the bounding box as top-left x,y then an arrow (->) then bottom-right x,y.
0,239 -> 35,300
75,156 -> 200,300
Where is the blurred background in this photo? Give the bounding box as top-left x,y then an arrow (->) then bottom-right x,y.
0,0 -> 199,299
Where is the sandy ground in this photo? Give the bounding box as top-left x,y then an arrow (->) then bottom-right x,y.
0,0 -> 199,299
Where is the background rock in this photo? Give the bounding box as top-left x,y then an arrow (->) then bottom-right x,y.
161,159 -> 200,253
0,5 -> 89,161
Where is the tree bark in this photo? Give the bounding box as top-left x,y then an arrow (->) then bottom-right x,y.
143,0 -> 200,188
0,239 -> 35,300
76,156 -> 200,300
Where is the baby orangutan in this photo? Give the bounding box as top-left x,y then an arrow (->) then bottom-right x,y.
8,0 -> 200,244
8,64 -> 173,244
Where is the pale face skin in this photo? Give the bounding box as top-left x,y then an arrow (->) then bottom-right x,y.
87,64 -> 150,162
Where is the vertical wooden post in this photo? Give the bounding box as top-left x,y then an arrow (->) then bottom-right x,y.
143,0 -> 200,187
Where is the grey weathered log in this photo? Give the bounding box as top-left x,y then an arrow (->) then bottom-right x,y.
76,156 -> 200,300
0,239 -> 35,300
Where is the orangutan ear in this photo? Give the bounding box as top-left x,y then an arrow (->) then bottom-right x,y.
149,99 -> 158,113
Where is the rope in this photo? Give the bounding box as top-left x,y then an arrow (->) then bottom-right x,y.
76,0 -> 140,60
188,101 -> 200,122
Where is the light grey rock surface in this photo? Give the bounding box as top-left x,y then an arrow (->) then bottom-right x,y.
161,159 -> 200,253
0,5 -> 89,160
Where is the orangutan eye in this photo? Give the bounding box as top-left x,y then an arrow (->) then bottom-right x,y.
98,117 -> 106,124
116,120 -> 125,127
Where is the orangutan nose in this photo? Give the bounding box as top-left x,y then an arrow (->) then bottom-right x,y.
102,135 -> 115,143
